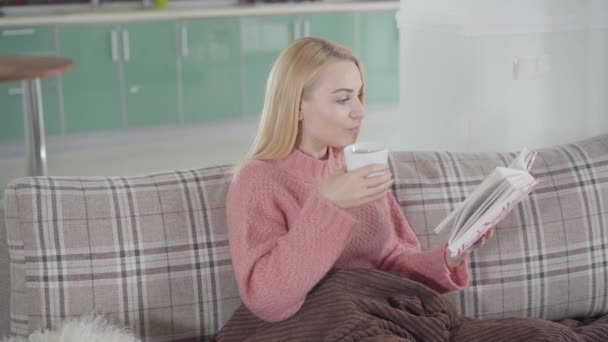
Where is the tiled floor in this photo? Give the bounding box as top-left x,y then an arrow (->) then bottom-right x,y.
0,104 -> 400,192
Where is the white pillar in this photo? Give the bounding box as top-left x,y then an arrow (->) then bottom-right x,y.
398,0 -> 608,152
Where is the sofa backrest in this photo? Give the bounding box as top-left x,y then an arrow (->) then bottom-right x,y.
4,134 -> 608,340
4,167 -> 239,340
390,134 -> 608,320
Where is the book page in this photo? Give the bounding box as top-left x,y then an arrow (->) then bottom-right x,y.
447,175 -> 537,257
452,169 -> 535,240
451,180 -> 511,242
433,170 -> 503,235
435,167 -> 526,236
434,148 -> 539,257
509,147 -> 538,171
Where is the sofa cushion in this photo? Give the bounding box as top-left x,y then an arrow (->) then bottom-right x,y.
4,166 -> 240,340
389,134 -> 608,320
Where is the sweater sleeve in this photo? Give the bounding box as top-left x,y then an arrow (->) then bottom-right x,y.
378,192 -> 469,293
226,164 -> 358,322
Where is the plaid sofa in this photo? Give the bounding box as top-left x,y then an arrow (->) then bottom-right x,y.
4,134 -> 608,340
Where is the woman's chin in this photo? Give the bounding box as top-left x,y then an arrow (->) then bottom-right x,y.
330,137 -> 357,150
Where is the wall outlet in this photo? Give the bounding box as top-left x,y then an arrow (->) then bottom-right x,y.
513,54 -> 551,80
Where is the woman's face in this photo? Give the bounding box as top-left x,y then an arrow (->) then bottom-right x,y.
298,59 -> 364,158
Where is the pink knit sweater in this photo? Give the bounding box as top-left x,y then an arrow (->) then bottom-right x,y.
226,147 -> 469,322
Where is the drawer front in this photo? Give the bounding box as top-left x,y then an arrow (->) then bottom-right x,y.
0,26 -> 56,54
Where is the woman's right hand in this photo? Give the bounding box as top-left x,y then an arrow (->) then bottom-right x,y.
320,164 -> 393,208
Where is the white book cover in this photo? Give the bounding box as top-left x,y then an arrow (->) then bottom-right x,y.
434,149 -> 539,258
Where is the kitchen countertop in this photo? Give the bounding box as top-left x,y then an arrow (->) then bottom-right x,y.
0,1 -> 399,27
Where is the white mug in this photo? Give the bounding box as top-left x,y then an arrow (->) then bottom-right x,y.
343,142 -> 389,176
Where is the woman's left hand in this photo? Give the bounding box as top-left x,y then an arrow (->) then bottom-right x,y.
444,228 -> 495,269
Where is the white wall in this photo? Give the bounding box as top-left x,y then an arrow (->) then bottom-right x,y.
398,0 -> 608,152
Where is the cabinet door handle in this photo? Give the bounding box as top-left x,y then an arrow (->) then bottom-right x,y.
122,30 -> 130,62
181,26 -> 189,57
293,19 -> 301,40
111,30 -> 119,62
8,87 -> 24,95
2,28 -> 35,36
303,20 -> 310,37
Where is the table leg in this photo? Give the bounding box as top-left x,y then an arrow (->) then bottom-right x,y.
22,78 -> 47,176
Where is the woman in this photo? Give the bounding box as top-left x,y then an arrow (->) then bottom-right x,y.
226,37 -> 491,323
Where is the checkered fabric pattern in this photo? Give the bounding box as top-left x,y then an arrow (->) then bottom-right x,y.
4,134 -> 608,340
4,166 -> 240,341
389,134 -> 608,320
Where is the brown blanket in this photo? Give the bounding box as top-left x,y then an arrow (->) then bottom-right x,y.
216,268 -> 608,342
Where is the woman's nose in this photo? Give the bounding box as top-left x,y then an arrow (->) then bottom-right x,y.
350,107 -> 364,120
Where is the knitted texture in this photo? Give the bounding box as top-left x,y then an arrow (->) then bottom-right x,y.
226,148 -> 469,321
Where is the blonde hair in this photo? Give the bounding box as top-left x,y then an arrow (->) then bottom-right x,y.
245,37 -> 365,163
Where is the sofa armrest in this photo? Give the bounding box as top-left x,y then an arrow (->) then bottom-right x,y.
0,197 -> 13,335
4,184 -> 27,337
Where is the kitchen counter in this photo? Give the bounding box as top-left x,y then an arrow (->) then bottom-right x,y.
0,1 -> 399,27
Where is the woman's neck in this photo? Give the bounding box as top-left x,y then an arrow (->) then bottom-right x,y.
297,144 -> 328,160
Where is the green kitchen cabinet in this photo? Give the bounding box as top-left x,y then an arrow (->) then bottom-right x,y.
0,78 -> 62,143
59,21 -> 179,133
0,26 -> 56,54
0,82 -> 25,142
240,15 -> 298,117
58,23 -> 123,133
179,17 -> 241,122
0,25 -> 63,141
240,11 -> 370,116
0,8 -> 399,143
121,21 -> 180,127
40,77 -> 62,136
301,12 -> 356,51
357,10 -> 399,105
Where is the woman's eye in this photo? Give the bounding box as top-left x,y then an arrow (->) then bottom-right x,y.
337,98 -> 350,104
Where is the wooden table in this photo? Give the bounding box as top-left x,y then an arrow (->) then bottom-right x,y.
0,55 -> 73,176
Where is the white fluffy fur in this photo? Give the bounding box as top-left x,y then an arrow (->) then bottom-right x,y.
1,315 -> 139,342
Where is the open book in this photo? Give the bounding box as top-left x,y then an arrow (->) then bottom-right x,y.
434,149 -> 539,258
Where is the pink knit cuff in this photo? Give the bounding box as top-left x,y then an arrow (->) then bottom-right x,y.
424,244 -> 470,292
